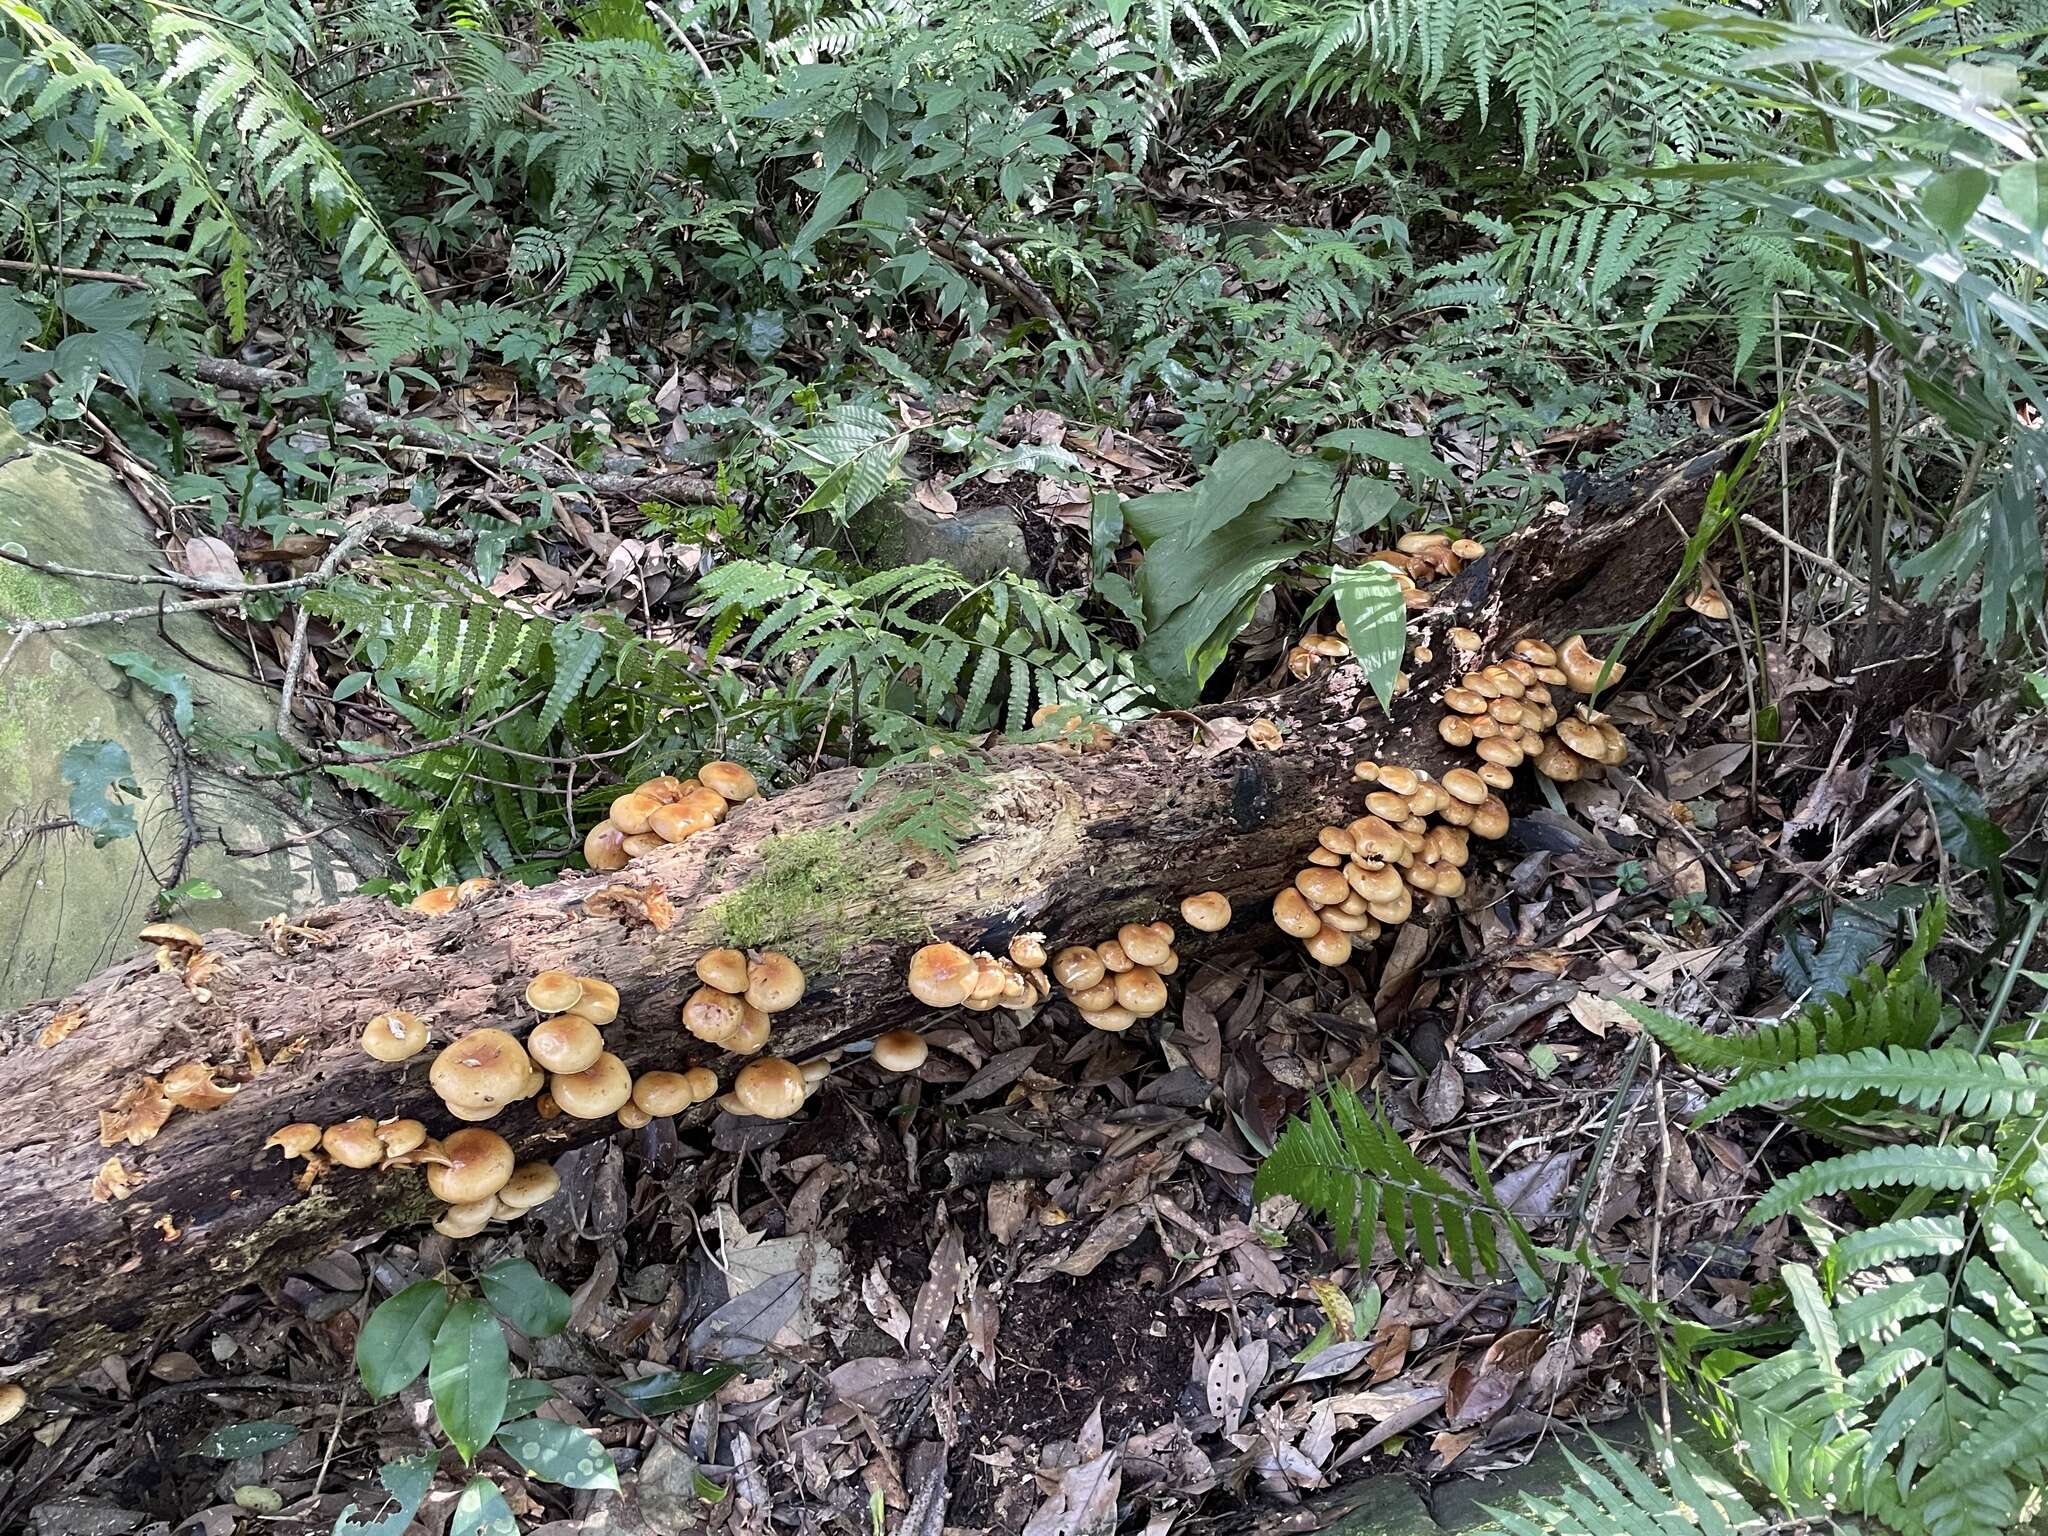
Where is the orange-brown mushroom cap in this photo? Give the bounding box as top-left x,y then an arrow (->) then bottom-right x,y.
872,1029 -> 928,1073
745,952 -> 805,1013
732,1057 -> 806,1119
550,1053 -> 633,1119
1180,891 -> 1231,932
527,1014 -> 605,1075
361,1010 -> 429,1062
429,1030 -> 534,1110
907,943 -> 976,1008
426,1128 -> 516,1204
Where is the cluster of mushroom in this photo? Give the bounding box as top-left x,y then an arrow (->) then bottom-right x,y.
583,760 -> 761,872
906,935 -> 1058,1017
1278,767 -> 1497,967
681,949 -> 804,1060
1435,634 -> 1628,786
265,1121 -> 561,1239
714,1054 -> 840,1121
408,876 -> 495,916
1369,530 -> 1486,609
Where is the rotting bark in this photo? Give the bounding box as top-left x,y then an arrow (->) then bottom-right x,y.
0,436 -> 1738,1387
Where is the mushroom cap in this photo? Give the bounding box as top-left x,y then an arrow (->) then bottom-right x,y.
1476,736 -> 1525,768
1273,887 -> 1321,939
1295,866 -> 1350,907
456,877 -> 495,904
361,1010 -> 429,1062
1434,866 -> 1468,898
1348,816 -> 1407,862
746,952 -> 805,1013
1367,882 -> 1414,924
426,1128 -> 516,1203
733,1058 -> 806,1119
1051,946 -> 1107,991
1558,634 -> 1622,692
1364,791 -> 1411,821
872,1029 -> 929,1073
551,1053 -> 633,1119
444,1100 -> 504,1122
1596,721 -> 1628,764
698,761 -> 760,801
1476,762 -> 1513,790
584,820 -> 631,872
323,1118 -> 385,1169
527,1014 -> 605,1074
1442,687 -> 1487,715
697,949 -> 750,993
0,1385 -> 26,1425
409,887 -> 461,916
1471,798 -> 1511,839
1069,979 -> 1118,1011
430,1030 -> 534,1110
682,985 -> 747,1043
1008,933 -> 1048,970
1091,940 -> 1130,974
1079,1005 -> 1137,1032
637,775 -> 688,804
1451,538 -> 1485,560
1321,907 -> 1374,932
434,1202 -> 495,1239
609,791 -> 663,835
1555,716 -> 1605,760
617,1103 -> 652,1129
633,1071 -> 695,1116
681,1067 -> 719,1104
1320,824 -> 1357,856
375,1118 -> 428,1158
1180,891 -> 1232,932
801,1058 -> 831,1089
674,785 -> 730,826
1480,665 -> 1526,700
1352,864 -> 1405,904
907,943 -> 976,1007
728,1006 -> 772,1054
966,954 -> 1007,1002
620,831 -> 667,857
1304,923 -> 1353,966
498,1163 -> 561,1211
266,1122 -> 321,1158
650,802 -> 719,842
1114,966 -> 1167,1016
565,981 -> 619,1027
1377,765 -> 1420,796
1117,922 -> 1173,968
525,970 -> 585,1014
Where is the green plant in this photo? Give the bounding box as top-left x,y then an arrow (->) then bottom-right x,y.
1254,1083 -> 1535,1280
1493,1432 -> 1773,1536
354,1260 -> 616,1531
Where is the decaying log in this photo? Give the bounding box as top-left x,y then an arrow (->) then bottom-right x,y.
0,441 -> 1726,1386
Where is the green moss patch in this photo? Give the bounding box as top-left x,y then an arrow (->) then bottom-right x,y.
707,826 -> 913,961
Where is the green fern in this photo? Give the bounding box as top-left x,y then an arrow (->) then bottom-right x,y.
1493,1433 -> 1774,1536
1748,1144 -> 1999,1226
1698,1046 -> 2048,1126
1254,1083 -> 1529,1278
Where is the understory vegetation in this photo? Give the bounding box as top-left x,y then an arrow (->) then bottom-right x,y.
7,0 -> 2048,1527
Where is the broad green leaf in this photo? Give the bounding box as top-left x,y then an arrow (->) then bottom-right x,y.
1329,562 -> 1407,711
194,1420 -> 299,1457
107,651 -> 194,735
356,1281 -> 451,1398
1336,477 -> 1406,538
479,1258 -> 571,1339
601,1364 -> 742,1417
334,1454 -> 437,1536
790,171 -> 867,263
501,1378 -> 557,1419
60,738 -> 141,845
429,1300 -> 510,1463
494,1417 -> 620,1489
1314,426 -> 1455,484
448,1475 -> 517,1536
1889,755 -> 2008,898
1922,167 -> 1988,239
1170,439 -> 1299,545
1999,160 -> 2048,236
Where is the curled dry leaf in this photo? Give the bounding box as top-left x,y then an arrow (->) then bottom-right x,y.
91,1156 -> 145,1202
99,1077 -> 172,1147
161,1062 -> 237,1111
1246,718 -> 1284,751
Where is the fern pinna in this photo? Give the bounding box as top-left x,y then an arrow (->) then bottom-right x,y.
1254,1083 -> 1530,1278
1625,898 -> 2048,1536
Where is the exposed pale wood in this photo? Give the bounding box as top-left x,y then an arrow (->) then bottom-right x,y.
0,444 -> 1716,1385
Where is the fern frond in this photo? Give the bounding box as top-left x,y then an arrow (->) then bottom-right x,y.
1749,1144 -> 1999,1225
1699,1046 -> 2048,1124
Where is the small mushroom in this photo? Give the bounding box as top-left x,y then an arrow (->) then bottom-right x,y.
498,1163 -> 561,1211
681,1066 -> 719,1104
728,1004 -> 772,1054
1117,922 -> 1172,968
1471,798 -> 1511,840
1273,888 -> 1321,939
682,986 -> 747,1044
617,1103 -> 652,1129
584,821 -> 630,872
693,948 -> 747,993
872,1030 -> 928,1074
732,1058 -> 806,1119
426,1128 -> 515,1204
434,1201 -> 494,1239
1304,923 -> 1353,966
638,776 -> 687,804
162,1062 -> 236,1110
527,1014 -> 605,1075
1295,867 -> 1350,907
1555,715 -> 1606,762
525,971 -> 583,1014
429,1030 -> 533,1111
1069,979 -> 1119,1011
1442,687 -> 1487,716
551,1053 -> 633,1119
698,761 -> 760,802
745,952 -> 805,1013
408,888 -> 460,916
0,1385 -> 27,1425
323,1118 -> 384,1170
1180,891 -> 1231,932
1051,947 -> 1106,991
456,877 -> 495,905
1114,967 -> 1167,1016
908,943 -> 976,1007
361,1010 -> 429,1062
650,802 -> 719,842
375,1119 -> 428,1159
1478,762 -> 1516,790
567,978 -> 620,1026
1558,634 -> 1624,693
1095,940 -> 1133,975
266,1123 -> 321,1159
632,1071 -> 694,1116
1008,933 -> 1048,970
1079,1005 -> 1137,1032
801,1058 -> 832,1091
609,792 -> 663,835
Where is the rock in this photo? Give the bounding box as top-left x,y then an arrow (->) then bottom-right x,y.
0,421 -> 384,1008
865,497 -> 1029,583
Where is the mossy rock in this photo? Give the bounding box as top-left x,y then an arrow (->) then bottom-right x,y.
0,421 -> 383,1007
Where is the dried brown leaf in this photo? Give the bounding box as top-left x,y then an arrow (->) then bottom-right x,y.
99,1076 -> 172,1146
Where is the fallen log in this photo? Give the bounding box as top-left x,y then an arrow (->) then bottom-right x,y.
0,442 -> 1722,1387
